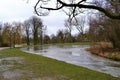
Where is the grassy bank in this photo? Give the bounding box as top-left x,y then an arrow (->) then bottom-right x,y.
0,48 -> 119,80
24,42 -> 92,47
50,42 -> 91,46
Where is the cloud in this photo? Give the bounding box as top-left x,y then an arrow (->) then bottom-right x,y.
0,0 -> 34,22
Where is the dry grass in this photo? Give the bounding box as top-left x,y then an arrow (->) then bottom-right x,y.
86,42 -> 120,60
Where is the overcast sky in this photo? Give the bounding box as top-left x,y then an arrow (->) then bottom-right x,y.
0,0 -> 80,35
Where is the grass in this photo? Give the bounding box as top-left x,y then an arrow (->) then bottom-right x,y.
45,42 -> 92,46
0,48 -> 119,80
23,42 -> 91,47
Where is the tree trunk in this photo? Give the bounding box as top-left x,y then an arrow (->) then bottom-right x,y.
33,32 -> 39,45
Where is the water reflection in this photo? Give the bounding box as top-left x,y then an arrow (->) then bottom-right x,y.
33,46 -> 43,51
26,46 -> 30,51
22,45 -> 120,77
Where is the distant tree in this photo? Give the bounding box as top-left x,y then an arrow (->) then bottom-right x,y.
73,17 -> 86,41
11,27 -> 16,48
56,30 -> 65,43
64,19 -> 74,43
43,34 -> 50,44
63,29 -> 74,43
2,22 -> 22,48
51,34 -> 57,43
0,23 -> 3,46
30,16 -> 43,45
23,20 -> 31,45
12,22 -> 22,47
64,19 -> 72,36
88,15 -> 107,42
2,23 -> 12,47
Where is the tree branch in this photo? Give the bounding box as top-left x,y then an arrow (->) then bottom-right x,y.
77,4 -> 120,20
40,5 -> 64,10
78,0 -> 86,4
35,0 -> 120,20
34,0 -> 41,16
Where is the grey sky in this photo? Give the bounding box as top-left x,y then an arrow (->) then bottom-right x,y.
0,0 -> 79,35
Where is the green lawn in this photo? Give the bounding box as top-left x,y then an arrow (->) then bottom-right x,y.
25,42 -> 92,47
0,48 -> 119,80
46,42 -> 91,46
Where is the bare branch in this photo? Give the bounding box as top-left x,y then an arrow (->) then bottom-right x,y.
35,0 -> 120,20
40,5 -> 64,10
77,4 -> 120,19
78,0 -> 86,4
34,0 -> 41,16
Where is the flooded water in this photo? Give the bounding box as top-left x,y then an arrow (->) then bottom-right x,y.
22,45 -> 120,77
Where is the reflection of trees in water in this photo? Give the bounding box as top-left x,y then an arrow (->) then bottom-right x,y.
27,46 -> 30,51
34,46 -> 43,51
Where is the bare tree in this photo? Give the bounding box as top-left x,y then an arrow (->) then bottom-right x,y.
62,1 -> 82,42
11,22 -> 22,48
88,0 -> 120,48
30,16 -> 43,45
43,34 -> 50,44
64,19 -> 72,35
12,27 -> 16,48
23,20 -> 31,46
51,34 -> 57,43
0,23 -> 2,46
63,29 -> 75,43
73,17 -> 86,41
34,0 -> 120,20
73,17 -> 85,34
56,30 -> 64,43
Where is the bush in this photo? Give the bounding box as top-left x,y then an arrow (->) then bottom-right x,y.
1,43 -> 9,47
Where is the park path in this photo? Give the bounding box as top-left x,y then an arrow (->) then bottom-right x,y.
0,47 -> 9,50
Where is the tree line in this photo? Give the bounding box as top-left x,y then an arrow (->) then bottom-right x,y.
0,22 -> 22,47
0,16 -> 44,47
0,16 -> 89,48
0,0 -> 120,49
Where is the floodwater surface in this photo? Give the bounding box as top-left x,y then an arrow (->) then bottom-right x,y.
22,45 -> 120,77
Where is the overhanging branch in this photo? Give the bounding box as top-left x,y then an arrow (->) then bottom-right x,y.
40,5 -> 64,10
35,0 -> 120,20
34,0 -> 41,16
